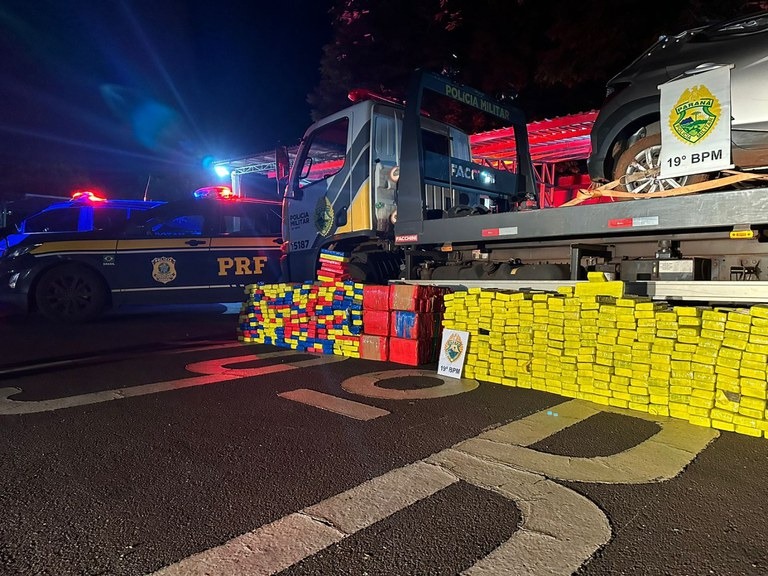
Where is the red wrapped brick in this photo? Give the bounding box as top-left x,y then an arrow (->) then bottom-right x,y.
389,284 -> 449,312
390,311 -> 438,340
363,285 -> 390,311
363,310 -> 390,336
360,335 -> 389,361
388,337 -> 437,366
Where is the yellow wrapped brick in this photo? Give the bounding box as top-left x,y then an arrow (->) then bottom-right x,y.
716,365 -> 740,379
743,351 -> 768,363
689,396 -> 715,409
727,310 -> 752,324
716,374 -> 741,393
692,376 -> 716,391
739,406 -> 764,419
735,425 -> 762,437
733,414 -> 762,429
575,280 -> 625,298
688,415 -> 712,428
702,320 -> 726,331
669,404 -> 690,419
741,378 -> 767,400
702,309 -> 728,322
711,408 -> 735,422
688,405 -> 711,418
715,390 -> 740,412
745,341 -> 768,354
750,304 -> 768,319
722,336 -> 748,351
676,306 -> 703,317
700,329 -> 725,341
740,367 -> 766,380
741,396 -> 766,411
657,329 -> 678,339
713,420 -> 736,432
725,320 -> 751,333
649,405 -> 670,417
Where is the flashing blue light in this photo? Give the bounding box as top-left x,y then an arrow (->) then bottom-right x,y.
214,165 -> 231,178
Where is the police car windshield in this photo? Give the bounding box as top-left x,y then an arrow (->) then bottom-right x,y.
24,208 -> 80,233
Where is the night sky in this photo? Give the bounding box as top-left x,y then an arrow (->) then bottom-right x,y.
0,0 -> 333,198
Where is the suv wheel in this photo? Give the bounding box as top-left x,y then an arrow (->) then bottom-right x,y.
34,264 -> 108,322
613,134 -> 708,193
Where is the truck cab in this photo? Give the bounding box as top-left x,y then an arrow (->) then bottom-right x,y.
281,76 -> 530,284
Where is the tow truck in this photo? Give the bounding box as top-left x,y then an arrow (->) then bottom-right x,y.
278,69 -> 768,303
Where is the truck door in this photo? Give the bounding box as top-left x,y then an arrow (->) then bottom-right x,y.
284,116 -> 350,256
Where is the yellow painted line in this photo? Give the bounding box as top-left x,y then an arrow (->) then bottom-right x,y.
278,389 -> 390,420
210,237 -> 281,248
31,240 -> 118,254
117,239 -> 207,249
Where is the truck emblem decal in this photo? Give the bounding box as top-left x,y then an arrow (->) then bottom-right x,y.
395,234 -> 419,243
669,84 -> 720,145
314,196 -> 334,236
152,256 -> 177,284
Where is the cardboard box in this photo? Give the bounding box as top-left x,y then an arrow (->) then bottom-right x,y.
360,335 -> 389,361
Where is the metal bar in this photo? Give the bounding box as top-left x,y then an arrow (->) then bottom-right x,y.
396,279 -> 768,303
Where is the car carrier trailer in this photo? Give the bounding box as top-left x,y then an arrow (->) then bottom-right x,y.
279,69 -> 768,303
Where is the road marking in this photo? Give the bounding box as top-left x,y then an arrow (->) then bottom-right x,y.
458,399 -> 719,483
278,389 -> 390,420
341,369 -> 479,400
151,441 -> 608,576
0,351 -> 347,415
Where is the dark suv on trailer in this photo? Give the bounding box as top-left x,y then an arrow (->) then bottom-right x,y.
587,12 -> 768,192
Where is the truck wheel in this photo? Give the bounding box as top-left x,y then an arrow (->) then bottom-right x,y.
34,264 -> 108,322
613,134 -> 708,193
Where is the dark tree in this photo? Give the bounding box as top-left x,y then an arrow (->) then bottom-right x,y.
310,0 -> 760,123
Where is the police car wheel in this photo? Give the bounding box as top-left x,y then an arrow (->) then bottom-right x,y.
34,264 -> 108,322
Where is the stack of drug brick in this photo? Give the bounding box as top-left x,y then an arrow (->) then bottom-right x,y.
316,249 -> 351,283
442,276 -> 768,439
360,284 -> 448,365
238,279 -> 363,357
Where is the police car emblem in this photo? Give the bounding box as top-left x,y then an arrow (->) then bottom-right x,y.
152,256 -> 177,284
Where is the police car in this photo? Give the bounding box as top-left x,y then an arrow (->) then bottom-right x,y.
0,187 -> 283,321
0,190 -> 164,258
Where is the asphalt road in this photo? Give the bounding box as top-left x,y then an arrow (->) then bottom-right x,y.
1,307 -> 767,575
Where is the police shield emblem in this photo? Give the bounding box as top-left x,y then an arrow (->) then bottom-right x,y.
669,84 -> 721,145
444,332 -> 464,363
152,256 -> 177,284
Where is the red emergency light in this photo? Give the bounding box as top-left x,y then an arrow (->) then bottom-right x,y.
193,186 -> 237,200
71,190 -> 107,202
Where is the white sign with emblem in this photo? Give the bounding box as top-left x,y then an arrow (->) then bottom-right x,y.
659,65 -> 734,178
437,329 -> 470,379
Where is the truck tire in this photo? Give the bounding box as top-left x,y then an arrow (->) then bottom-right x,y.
613,134 -> 708,193
34,264 -> 108,322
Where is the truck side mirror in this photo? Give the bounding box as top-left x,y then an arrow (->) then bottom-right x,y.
336,206 -> 348,227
